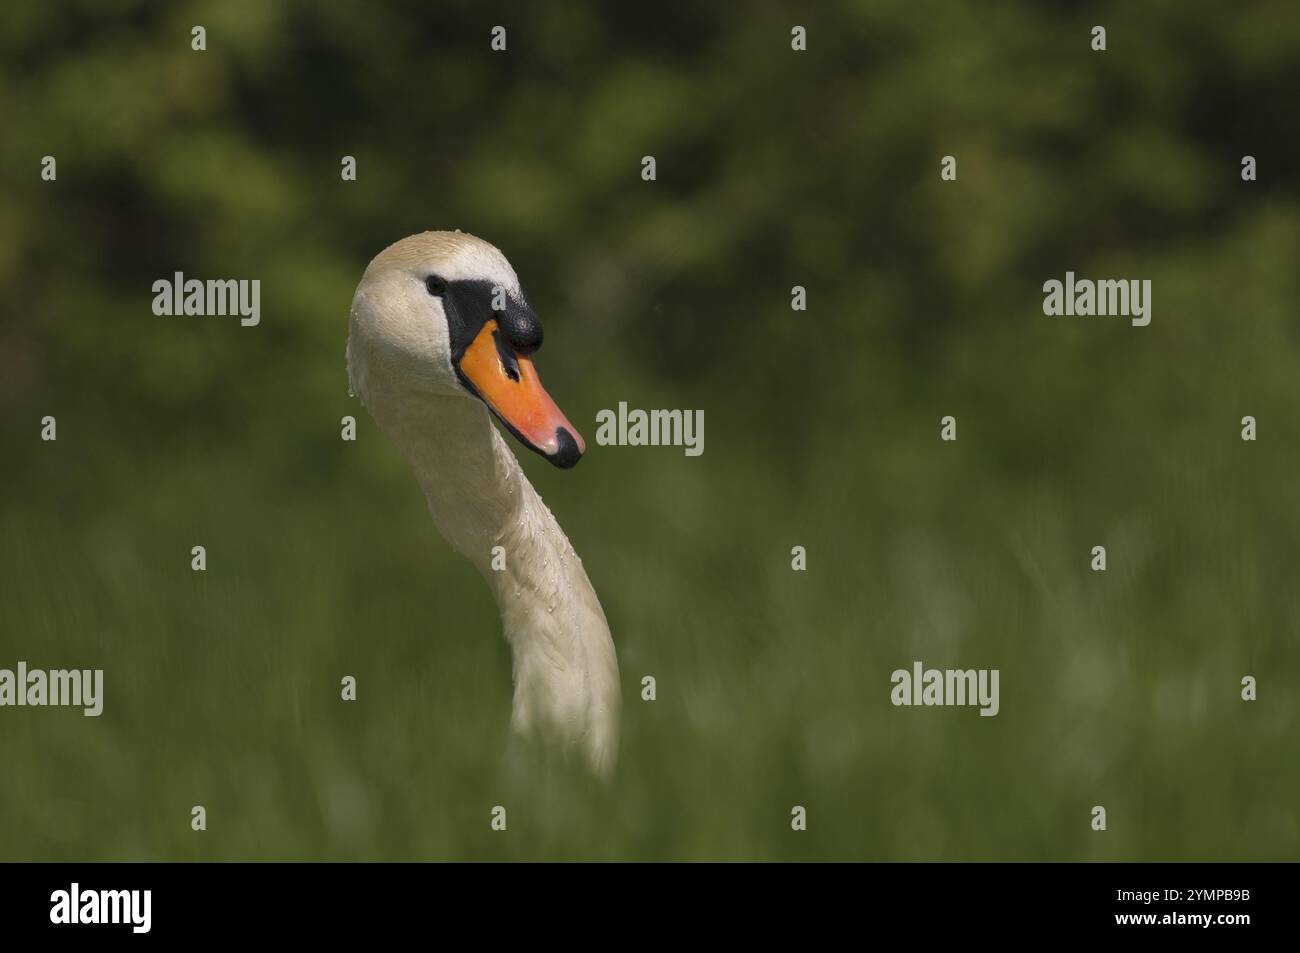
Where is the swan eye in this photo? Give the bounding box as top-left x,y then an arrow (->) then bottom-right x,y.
425,275 -> 448,297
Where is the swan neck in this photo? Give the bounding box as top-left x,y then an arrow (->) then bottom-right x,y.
370,388 -> 620,775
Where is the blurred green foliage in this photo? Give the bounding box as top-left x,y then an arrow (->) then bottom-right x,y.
1,1 -> 1298,859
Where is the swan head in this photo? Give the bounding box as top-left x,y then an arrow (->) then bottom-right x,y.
348,231 -> 586,468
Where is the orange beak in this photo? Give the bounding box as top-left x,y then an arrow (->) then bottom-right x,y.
454,319 -> 586,468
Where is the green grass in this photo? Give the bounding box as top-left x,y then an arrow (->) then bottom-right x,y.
2,375 -> 1295,860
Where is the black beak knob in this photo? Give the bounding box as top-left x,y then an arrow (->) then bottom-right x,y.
496,303 -> 543,356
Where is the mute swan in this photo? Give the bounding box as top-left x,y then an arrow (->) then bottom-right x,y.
347,231 -> 620,777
